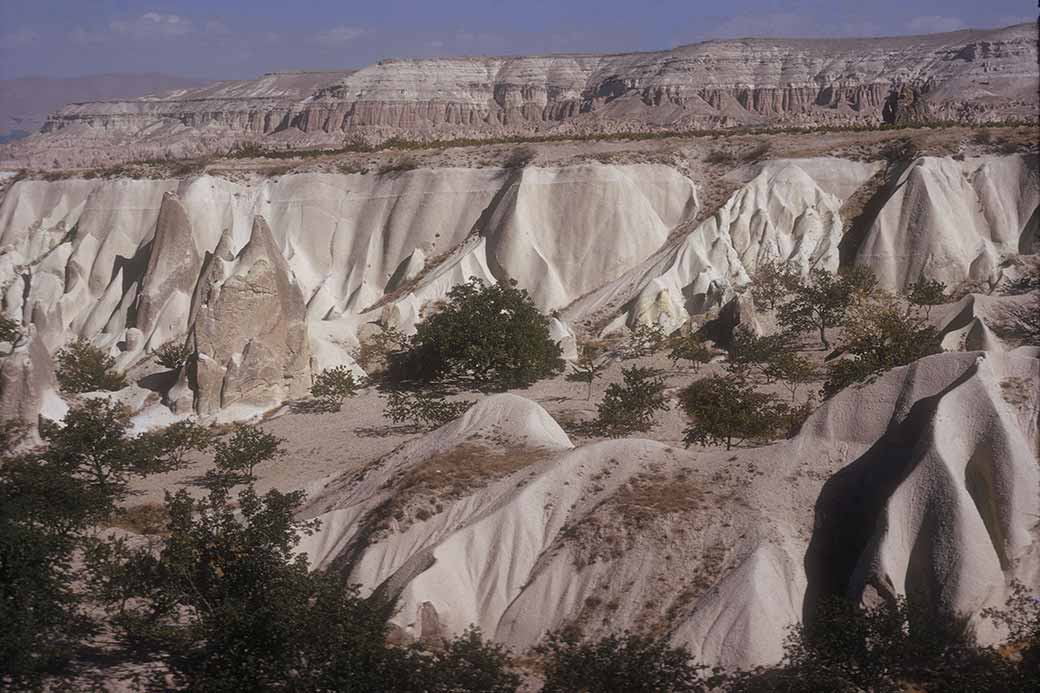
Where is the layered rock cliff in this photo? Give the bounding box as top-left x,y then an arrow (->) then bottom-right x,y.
2,23 -> 1036,168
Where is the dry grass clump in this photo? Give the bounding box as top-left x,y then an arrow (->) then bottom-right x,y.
608,471 -> 703,521
385,443 -> 552,526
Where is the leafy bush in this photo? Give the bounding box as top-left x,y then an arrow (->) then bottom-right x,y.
385,390 -> 472,430
777,267 -> 879,349
823,298 -> 942,398
566,344 -> 606,400
763,351 -> 817,401
152,339 -> 193,370
624,323 -> 666,359
681,375 -> 787,450
390,278 -> 563,389
54,339 -> 128,393
310,366 -> 361,411
725,327 -> 792,381
749,260 -> 800,310
0,316 -> 21,346
538,629 -> 714,693
905,277 -> 948,317
668,333 -> 714,370
353,324 -> 406,375
206,425 -> 284,485
595,366 -> 669,437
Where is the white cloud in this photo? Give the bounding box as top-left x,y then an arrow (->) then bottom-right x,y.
312,25 -> 367,46
906,16 -> 967,34
110,13 -> 195,39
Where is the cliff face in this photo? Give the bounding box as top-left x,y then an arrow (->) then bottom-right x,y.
3,23 -> 1035,168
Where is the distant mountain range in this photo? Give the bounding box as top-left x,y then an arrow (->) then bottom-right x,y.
0,73 -> 208,141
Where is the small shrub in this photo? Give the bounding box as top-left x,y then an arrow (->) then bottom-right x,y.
595,366 -> 669,437
822,297 -> 942,398
624,323 -> 666,359
906,278 -> 948,317
681,375 -> 787,450
667,333 -> 713,370
310,366 -> 361,411
566,344 -> 605,400
385,390 -> 472,430
378,156 -> 419,175
0,316 -> 21,345
55,339 -> 127,393
704,149 -> 736,165
749,260 -> 800,310
206,425 -> 284,485
152,340 -> 193,371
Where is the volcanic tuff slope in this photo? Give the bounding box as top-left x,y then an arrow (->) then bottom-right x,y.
1,23 -> 1036,168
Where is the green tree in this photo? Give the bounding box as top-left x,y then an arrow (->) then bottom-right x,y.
206,425 -> 284,486
54,338 -> 128,393
595,366 -> 669,437
681,375 -> 787,450
384,390 -> 472,430
725,327 -> 792,381
566,344 -> 605,400
668,333 -> 713,371
310,366 -> 361,411
624,323 -> 666,359
749,260 -> 800,310
763,351 -> 817,401
538,629 -> 713,693
419,626 -> 521,693
390,278 -> 563,389
906,277 -> 947,318
1,403 -> 195,687
778,267 -> 879,349
823,299 -> 942,398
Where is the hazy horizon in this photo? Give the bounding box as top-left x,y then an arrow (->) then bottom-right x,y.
0,0 -> 1036,82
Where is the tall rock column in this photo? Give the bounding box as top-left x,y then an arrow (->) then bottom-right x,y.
134,192 -> 203,352
188,216 -> 310,416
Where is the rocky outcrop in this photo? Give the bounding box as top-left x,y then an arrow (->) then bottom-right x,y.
2,24 -> 1035,168
854,154 -> 1040,290
0,154 -> 1034,421
189,216 -> 311,417
297,350 -> 1039,667
0,325 -> 66,432
134,192 -> 203,351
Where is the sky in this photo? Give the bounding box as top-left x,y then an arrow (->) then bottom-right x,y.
0,0 -> 1036,81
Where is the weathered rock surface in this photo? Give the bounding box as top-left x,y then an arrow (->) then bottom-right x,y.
297,349 -> 1039,667
0,153 -> 1035,422
2,24 -> 1035,168
189,216 -> 311,417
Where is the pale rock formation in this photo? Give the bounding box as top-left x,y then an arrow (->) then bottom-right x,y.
299,350 -> 1038,667
855,154 -> 1040,290
189,216 -> 311,417
3,24 -> 1035,168
0,325 -> 65,431
134,192 -> 203,352
0,154 -> 1034,422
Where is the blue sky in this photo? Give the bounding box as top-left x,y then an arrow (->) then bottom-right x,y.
0,0 -> 1035,80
